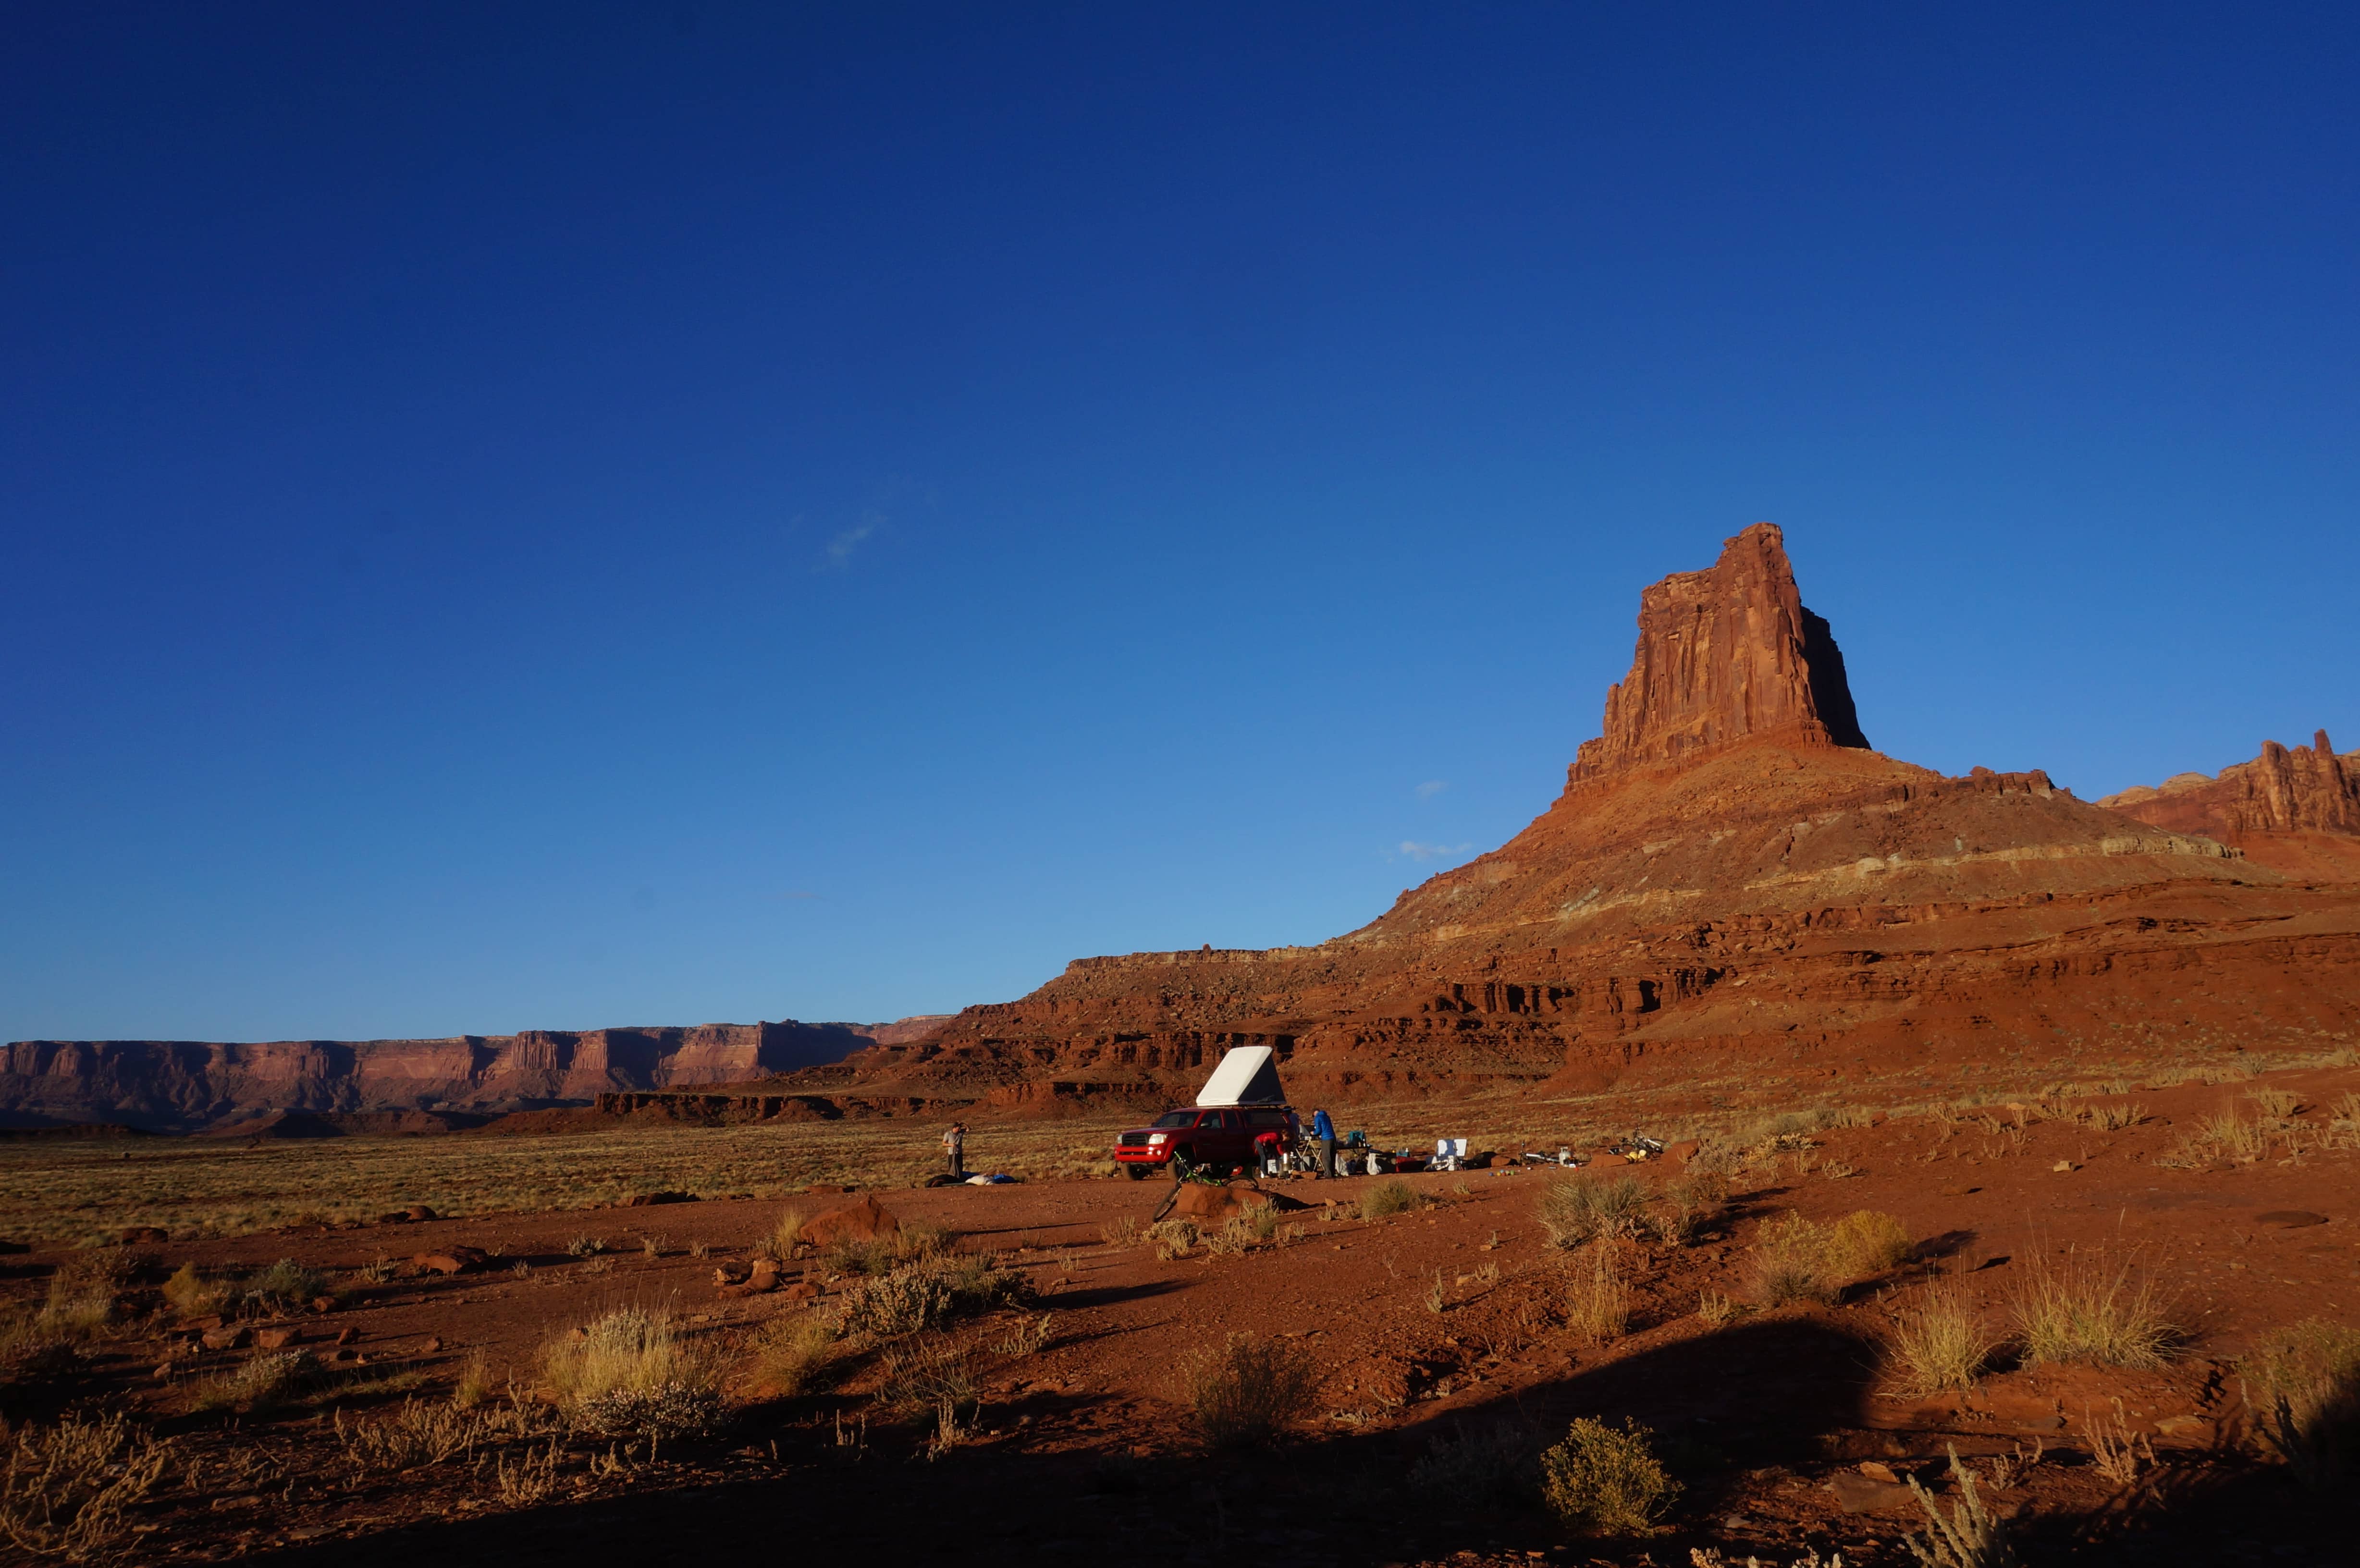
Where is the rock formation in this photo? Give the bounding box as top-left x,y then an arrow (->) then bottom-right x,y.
0,1019 -> 877,1132
1570,523 -> 1867,783
773,526 -> 2360,1110
2098,732 -> 2360,878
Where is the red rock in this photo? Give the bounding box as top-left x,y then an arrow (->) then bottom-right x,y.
1827,1472 -> 1916,1514
335,1327 -> 359,1345
717,1259 -> 780,1299
420,1336 -> 442,1353
1569,523 -> 1868,784
254,1327 -> 298,1349
2099,730 -> 2360,877
1665,1140 -> 1701,1164
120,1225 -> 170,1244
308,1296 -> 337,1313
200,1326 -> 250,1351
1586,1152 -> 1628,1169
799,1196 -> 899,1248
1167,1182 -> 1299,1224
781,1281 -> 821,1303
412,1245 -> 489,1275
404,1205 -> 438,1222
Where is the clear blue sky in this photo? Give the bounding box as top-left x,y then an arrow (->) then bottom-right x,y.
6,3 -> 2356,1042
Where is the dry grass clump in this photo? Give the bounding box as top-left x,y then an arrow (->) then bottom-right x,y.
2163,1101 -> 2271,1165
1538,1417 -> 1680,1535
1903,1445 -> 2016,1568
2246,1087 -> 2301,1118
824,1222 -> 953,1276
161,1262 -> 224,1319
1887,1282 -> 1998,1395
1695,1290 -> 1739,1328
2010,1252 -> 2175,1370
1147,1218 -> 1199,1259
2242,1317 -> 2360,1487
752,1209 -> 804,1262
190,1350 -> 317,1414
1099,1215 -> 1140,1248
2077,1101 -> 2147,1132
833,1268 -> 953,1337
236,1258 -> 329,1314
541,1307 -> 724,1438
1825,1210 -> 1914,1276
748,1314 -> 842,1398
1359,1179 -> 1425,1220
873,1332 -> 981,1421
1182,1334 -> 1322,1450
333,1397 -> 491,1471
1562,1243 -> 1631,1344
0,1410 -> 176,1561
1409,1423 -> 1535,1504
1538,1174 -> 1648,1248
1752,1213 -> 1837,1306
1649,1168 -> 1729,1246
36,1258 -> 120,1337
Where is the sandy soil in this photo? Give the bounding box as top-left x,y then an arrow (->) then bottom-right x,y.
4,1066 -> 2357,1567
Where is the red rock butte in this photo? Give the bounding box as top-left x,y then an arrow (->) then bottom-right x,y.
778,523 -> 2360,1110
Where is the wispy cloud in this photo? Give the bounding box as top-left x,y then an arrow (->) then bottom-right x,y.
824,517 -> 876,566
1414,779 -> 1448,800
1394,840 -> 1473,862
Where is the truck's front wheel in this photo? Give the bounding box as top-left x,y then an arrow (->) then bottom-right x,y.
1123,1163 -> 1149,1181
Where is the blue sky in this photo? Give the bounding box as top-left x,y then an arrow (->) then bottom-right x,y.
5,3 -> 2356,1041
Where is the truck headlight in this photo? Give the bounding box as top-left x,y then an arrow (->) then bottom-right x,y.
1148,1133 -> 1168,1144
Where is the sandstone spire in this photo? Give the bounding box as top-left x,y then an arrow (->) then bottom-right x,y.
1569,522 -> 1869,784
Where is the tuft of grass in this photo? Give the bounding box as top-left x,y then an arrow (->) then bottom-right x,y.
162,1262 -> 225,1319
1537,1174 -> 1647,1249
541,1307 -> 723,1438
1359,1179 -> 1424,1220
1099,1215 -> 1140,1248
2079,1101 -> 2147,1132
334,1398 -> 490,1470
2246,1087 -> 2300,1119
994,1311 -> 1056,1357
0,1411 -> 176,1561
238,1258 -> 328,1314
1538,1417 -> 1680,1535
1562,1243 -> 1630,1345
1182,1334 -> 1322,1450
453,1351 -> 494,1409
2010,1252 -> 2175,1370
1752,1213 -> 1836,1306
565,1235 -> 606,1258
190,1350 -> 316,1414
2241,1318 -> 2360,1487
1423,1270 -> 1449,1315
1902,1445 -> 2016,1568
873,1331 -> 980,1420
1147,1218 -> 1198,1260
36,1258 -> 120,1338
1826,1211 -> 1914,1277
1695,1290 -> 1738,1328
1409,1423 -> 1535,1504
748,1314 -> 841,1398
1887,1282 -> 1997,1395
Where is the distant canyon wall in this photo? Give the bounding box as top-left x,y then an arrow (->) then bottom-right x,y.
0,1019 -> 877,1132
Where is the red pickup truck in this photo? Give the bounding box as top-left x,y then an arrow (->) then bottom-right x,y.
1113,1105 -> 1299,1178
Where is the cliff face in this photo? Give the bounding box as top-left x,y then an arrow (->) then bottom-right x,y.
2100,732 -> 2360,836
787,525 -> 2360,1110
0,1020 -> 871,1132
1569,523 -> 1868,784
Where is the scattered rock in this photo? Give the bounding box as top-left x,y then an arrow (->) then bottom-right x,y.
1856,1461 -> 1901,1483
782,1281 -> 821,1304
308,1295 -> 338,1314
717,1259 -> 781,1299
626,1191 -> 698,1207
1827,1472 -> 1916,1514
200,1326 -> 251,1352
1167,1181 -> 1309,1225
405,1205 -> 438,1222
119,1225 -> 170,1245
254,1327 -> 299,1349
1665,1139 -> 1701,1164
2257,1210 -> 2329,1228
412,1246 -> 490,1275
2155,1415 -> 2212,1440
335,1328 -> 360,1345
2052,1160 -> 2078,1173
421,1336 -> 443,1353
800,1195 -> 900,1248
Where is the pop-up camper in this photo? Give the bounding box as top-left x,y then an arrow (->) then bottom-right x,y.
1108,1046 -> 1295,1178
1193,1044 -> 1285,1106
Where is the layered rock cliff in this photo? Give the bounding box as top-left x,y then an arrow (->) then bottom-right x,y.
2098,731 -> 2360,856
784,526 -> 2360,1109
0,1020 -> 874,1132
1570,523 -> 1868,783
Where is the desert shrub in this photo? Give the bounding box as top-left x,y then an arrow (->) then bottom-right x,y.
453,1351 -> 494,1409
1147,1218 -> 1199,1260
2247,1087 -> 2300,1118
190,1350 -> 316,1414
995,1311 -> 1056,1356
940,1253 -> 1039,1314
1409,1423 -> 1535,1504
752,1209 -> 804,1262
161,1262 -> 224,1319
2242,1318 -> 2360,1487
1360,1179 -> 1424,1220
1651,1166 -> 1731,1246
1538,1417 -> 1680,1535
1563,1243 -> 1630,1345
874,1333 -> 981,1420
0,1411 -> 176,1561
1537,1174 -> 1647,1249
2079,1101 -> 2147,1132
1695,1290 -> 1738,1328
1903,1445 -> 2015,1568
1752,1214 -> 1836,1305
238,1259 -> 328,1314
1826,1211 -> 1914,1276
833,1266 -> 953,1337
1888,1282 -> 1997,1396
1183,1334 -> 1322,1450
2010,1252 -> 2175,1370
36,1258 -> 119,1337
1206,1216 -> 1258,1257
541,1307 -> 723,1438
565,1235 -> 606,1258
1099,1215 -> 1140,1247
334,1398 -> 487,1471
748,1314 -> 841,1398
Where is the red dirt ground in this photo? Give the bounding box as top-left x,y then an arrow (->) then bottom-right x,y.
6,1065 -> 2356,1567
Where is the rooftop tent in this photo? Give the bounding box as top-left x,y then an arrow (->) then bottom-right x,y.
1194,1045 -> 1285,1107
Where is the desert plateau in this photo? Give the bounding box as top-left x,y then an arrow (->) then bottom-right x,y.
7,526 -> 2358,1568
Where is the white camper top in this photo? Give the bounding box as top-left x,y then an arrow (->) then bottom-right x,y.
1194,1045 -> 1285,1107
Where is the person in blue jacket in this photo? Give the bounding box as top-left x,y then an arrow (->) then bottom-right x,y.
1311,1107 -> 1338,1177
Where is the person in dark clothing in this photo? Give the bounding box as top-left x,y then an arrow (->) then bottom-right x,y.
1311,1107 -> 1338,1177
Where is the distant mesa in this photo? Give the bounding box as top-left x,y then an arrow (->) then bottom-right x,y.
2098,730 -> 2360,879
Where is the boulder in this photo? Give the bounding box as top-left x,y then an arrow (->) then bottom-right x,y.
120,1225 -> 170,1245
200,1325 -> 250,1351
1827,1472 -> 1916,1514
717,1258 -> 781,1299
799,1196 -> 899,1248
405,1205 -> 438,1222
413,1245 -> 490,1275
308,1295 -> 337,1314
254,1327 -> 299,1349
781,1281 -> 821,1304
1166,1182 -> 1305,1225
1666,1139 -> 1701,1164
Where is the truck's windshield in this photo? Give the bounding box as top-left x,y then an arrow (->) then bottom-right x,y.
1151,1111 -> 1199,1129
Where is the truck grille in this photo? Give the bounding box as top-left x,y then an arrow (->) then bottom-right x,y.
1117,1133 -> 1149,1147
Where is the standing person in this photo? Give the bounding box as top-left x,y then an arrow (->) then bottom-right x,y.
1312,1107 -> 1338,1178
943,1121 -> 967,1181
